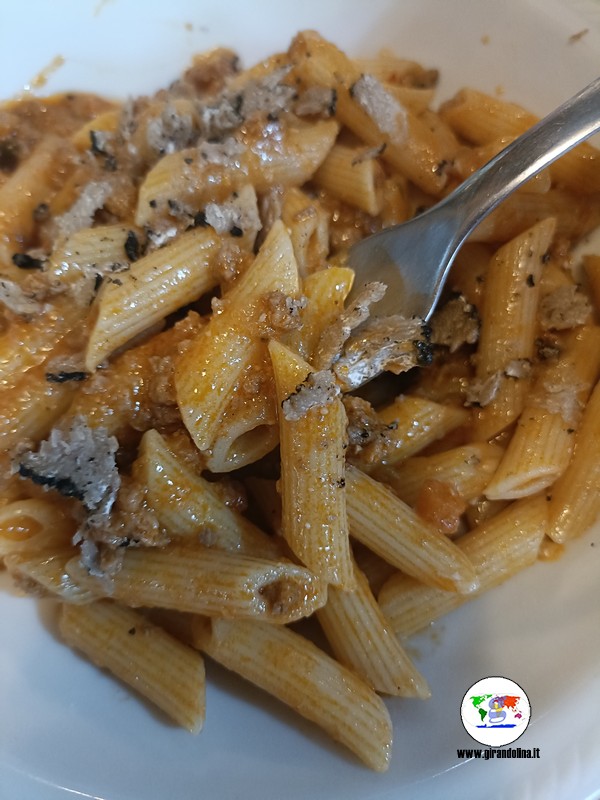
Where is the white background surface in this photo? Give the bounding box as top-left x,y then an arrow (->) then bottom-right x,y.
1,2 -> 600,799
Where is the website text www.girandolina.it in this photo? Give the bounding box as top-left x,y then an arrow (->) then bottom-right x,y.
457,747 -> 541,760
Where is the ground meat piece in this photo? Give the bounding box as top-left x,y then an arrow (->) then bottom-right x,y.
106,475 -> 169,549
239,66 -> 297,119
343,396 -> 397,459
258,290 -> 307,335
55,181 -> 113,239
203,186 -> 261,239
281,370 -> 340,421
295,86 -> 337,117
146,102 -> 195,155
414,479 -> 466,536
198,136 -> 246,166
430,294 -> 479,352
539,285 -> 592,330
198,95 -> 243,140
181,48 -> 240,96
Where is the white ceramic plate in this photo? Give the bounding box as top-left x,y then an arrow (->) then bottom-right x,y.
1,2 -> 600,798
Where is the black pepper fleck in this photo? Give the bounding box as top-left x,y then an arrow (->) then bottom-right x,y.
11,253 -> 45,270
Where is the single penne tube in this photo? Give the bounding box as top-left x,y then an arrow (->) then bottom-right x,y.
548,379 -> 600,543
417,108 -> 461,164
316,563 -> 430,698
472,217 -> 556,440
379,494 -> 548,637
60,600 -> 205,733
269,340 -> 354,588
354,394 -> 469,467
175,221 -> 300,465
440,87 -> 600,193
135,429 -> 283,558
85,227 -> 220,370
65,544 -> 326,623
484,408 -> 573,500
193,617 -> 393,772
289,31 -> 447,196
5,548 -> 100,604
312,143 -> 385,216
376,442 -> 503,507
0,136 -> 74,267
485,325 -> 600,499
280,186 -> 329,276
136,118 -> 339,227
345,465 -> 479,594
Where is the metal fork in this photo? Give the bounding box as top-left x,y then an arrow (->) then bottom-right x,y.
347,75 -> 600,320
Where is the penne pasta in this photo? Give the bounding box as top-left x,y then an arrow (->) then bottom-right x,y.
471,217 -> 556,440
356,394 -> 469,467
86,227 -> 220,370
345,464 -> 478,594
136,119 -> 339,227
316,563 -> 430,697
484,326 -> 600,499
548,379 -> 600,543
269,340 -> 354,587
193,617 -> 393,772
65,544 -> 327,623
312,143 -> 385,216
135,429 -> 283,558
2,29 -> 600,774
289,31 -> 448,196
60,600 -> 205,732
376,442 -> 503,508
379,495 -> 548,637
175,220 -> 300,471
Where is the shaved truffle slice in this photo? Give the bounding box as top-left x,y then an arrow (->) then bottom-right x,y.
333,315 -> 429,391
18,417 -> 120,519
539,285 -> 592,330
350,74 -> 408,142
430,294 -> 479,352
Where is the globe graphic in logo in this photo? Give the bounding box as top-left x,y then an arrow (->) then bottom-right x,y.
460,676 -> 531,746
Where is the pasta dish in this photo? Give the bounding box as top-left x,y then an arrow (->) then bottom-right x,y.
1,31 -> 599,771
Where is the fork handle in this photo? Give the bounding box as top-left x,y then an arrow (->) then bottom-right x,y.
445,74 -> 600,245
